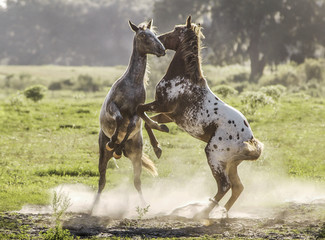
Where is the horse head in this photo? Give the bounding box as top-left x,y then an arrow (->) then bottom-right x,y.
129,20 -> 166,57
158,16 -> 203,52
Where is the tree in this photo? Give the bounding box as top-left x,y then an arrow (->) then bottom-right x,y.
153,0 -> 210,33
0,0 -> 153,66
208,0 -> 325,81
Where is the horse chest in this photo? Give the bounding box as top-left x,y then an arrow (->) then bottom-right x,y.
157,77 -> 200,102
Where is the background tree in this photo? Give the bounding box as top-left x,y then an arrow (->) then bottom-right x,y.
207,0 -> 325,81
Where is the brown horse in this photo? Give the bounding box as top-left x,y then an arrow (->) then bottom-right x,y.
137,16 -> 263,217
91,20 -> 166,213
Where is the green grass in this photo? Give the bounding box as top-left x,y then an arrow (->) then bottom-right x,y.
0,63 -> 324,213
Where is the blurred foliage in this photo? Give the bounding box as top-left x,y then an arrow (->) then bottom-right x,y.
23,84 -> 46,102
0,0 -> 324,83
154,0 -> 325,81
211,85 -> 237,98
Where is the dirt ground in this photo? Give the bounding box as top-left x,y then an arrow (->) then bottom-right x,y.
1,200 -> 325,239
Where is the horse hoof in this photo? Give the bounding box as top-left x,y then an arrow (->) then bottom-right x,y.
113,151 -> 122,159
106,142 -> 114,151
160,124 -> 169,133
154,147 -> 162,159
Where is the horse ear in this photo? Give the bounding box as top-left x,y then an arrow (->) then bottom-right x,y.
147,19 -> 153,29
129,20 -> 139,32
186,15 -> 192,28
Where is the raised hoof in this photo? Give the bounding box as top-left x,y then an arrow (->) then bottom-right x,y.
113,151 -> 122,159
160,124 -> 169,133
106,142 -> 114,151
154,146 -> 162,159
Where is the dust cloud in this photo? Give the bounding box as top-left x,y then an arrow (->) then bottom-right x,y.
18,164 -> 325,219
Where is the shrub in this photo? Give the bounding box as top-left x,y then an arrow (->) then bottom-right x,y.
241,91 -> 274,114
75,74 -> 99,92
23,85 -> 46,102
304,58 -> 323,82
48,79 -> 75,91
227,72 -> 249,82
260,66 -> 301,88
48,81 -> 62,90
211,85 -> 238,98
260,85 -> 286,101
8,92 -> 25,108
42,225 -> 75,240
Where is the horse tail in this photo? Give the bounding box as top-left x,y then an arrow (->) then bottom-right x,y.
242,138 -> 264,161
142,153 -> 158,176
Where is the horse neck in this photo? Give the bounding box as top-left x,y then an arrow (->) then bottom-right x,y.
124,39 -> 147,85
164,43 -> 203,83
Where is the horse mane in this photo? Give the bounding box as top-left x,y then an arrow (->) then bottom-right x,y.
178,23 -> 205,82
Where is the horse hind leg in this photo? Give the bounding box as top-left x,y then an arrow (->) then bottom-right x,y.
195,140 -> 232,218
91,130 -> 113,214
224,163 -> 244,211
124,135 -> 147,206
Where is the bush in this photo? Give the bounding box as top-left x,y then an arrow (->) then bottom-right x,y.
211,85 -> 238,98
4,74 -> 34,90
48,81 -> 62,91
227,72 -> 249,82
259,66 -> 301,88
241,91 -> 274,114
23,85 -> 46,102
304,59 -> 323,82
48,79 -> 75,91
75,74 -> 99,92
260,85 -> 286,101
41,225 -> 75,240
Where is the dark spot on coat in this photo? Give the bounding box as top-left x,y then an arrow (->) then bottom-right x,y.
244,120 -> 249,127
208,100 -> 210,103
241,128 -> 244,132
227,148 -> 230,151
214,108 -> 218,111
215,97 -> 219,101
229,135 -> 232,140
219,137 -> 222,141
214,102 -> 218,105
206,110 -> 209,114
228,120 -> 231,124
213,144 -> 218,149
237,133 -> 240,139
207,114 -> 210,117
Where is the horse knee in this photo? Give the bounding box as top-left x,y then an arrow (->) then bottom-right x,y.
233,182 -> 244,195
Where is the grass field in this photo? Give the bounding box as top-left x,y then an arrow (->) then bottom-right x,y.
0,64 -> 324,238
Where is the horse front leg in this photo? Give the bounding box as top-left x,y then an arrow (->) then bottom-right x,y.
144,114 -> 173,159
106,102 -> 123,152
113,114 -> 139,159
137,101 -> 170,133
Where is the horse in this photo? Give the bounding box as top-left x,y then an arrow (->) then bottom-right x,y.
137,16 -> 264,218
91,20 -> 166,213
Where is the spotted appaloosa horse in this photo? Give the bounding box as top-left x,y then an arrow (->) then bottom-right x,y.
137,16 -> 263,217
91,20 -> 166,212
